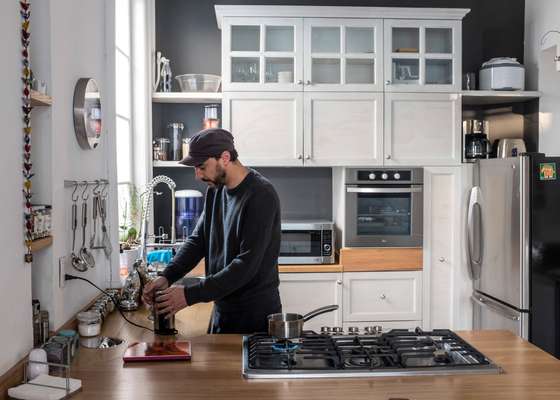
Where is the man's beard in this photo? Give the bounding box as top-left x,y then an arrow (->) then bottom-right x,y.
202,166 -> 227,186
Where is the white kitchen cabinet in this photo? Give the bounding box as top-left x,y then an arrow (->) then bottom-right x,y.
384,92 -> 461,166
222,92 -> 303,166
279,273 -> 343,332
423,166 -> 473,330
303,92 -> 383,166
342,271 -> 422,322
303,18 -> 383,92
221,17 -> 304,92
384,19 -> 461,92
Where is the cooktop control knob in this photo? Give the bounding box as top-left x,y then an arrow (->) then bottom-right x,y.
394,173 -> 401,180
368,173 -> 376,180
348,326 -> 360,335
381,173 -> 388,180
320,326 -> 332,335
332,327 -> 343,335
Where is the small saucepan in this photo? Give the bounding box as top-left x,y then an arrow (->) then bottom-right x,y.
268,305 -> 339,339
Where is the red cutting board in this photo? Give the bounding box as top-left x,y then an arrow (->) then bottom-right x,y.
123,341 -> 192,362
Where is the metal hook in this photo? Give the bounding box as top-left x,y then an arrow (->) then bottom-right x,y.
101,181 -> 108,199
71,183 -> 80,203
93,179 -> 101,196
81,181 -> 89,201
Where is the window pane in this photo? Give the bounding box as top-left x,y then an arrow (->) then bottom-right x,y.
392,27 -> 419,53
426,28 -> 452,54
392,59 -> 419,84
115,0 -> 130,55
312,27 -> 340,53
265,58 -> 294,83
312,58 -> 340,84
266,26 -> 294,52
231,57 -> 260,82
426,59 -> 453,84
231,25 -> 260,51
116,51 -> 131,118
346,59 -> 374,84
346,27 -> 374,53
116,116 -> 132,183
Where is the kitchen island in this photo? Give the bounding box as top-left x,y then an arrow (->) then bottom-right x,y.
67,307 -> 560,400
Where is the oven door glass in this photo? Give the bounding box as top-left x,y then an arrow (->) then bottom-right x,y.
280,230 -> 322,257
357,193 -> 412,236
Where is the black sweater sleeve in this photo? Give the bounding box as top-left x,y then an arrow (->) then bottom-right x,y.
161,211 -> 206,285
186,189 -> 278,305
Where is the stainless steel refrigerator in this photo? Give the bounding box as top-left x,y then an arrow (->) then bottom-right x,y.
468,153 -> 560,358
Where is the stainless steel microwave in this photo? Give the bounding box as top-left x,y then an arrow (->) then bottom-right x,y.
279,221 -> 335,265
344,168 -> 423,247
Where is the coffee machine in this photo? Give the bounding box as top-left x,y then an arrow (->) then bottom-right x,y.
463,119 -> 490,162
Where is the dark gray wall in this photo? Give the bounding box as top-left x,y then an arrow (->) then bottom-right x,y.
153,167 -> 333,237
156,0 -> 525,82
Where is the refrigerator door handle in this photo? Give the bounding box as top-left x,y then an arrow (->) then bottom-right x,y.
467,187 -> 483,280
471,294 -> 520,321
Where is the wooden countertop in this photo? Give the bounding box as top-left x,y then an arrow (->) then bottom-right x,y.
66,310 -> 560,400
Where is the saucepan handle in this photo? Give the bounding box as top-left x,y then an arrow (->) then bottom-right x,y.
302,305 -> 339,322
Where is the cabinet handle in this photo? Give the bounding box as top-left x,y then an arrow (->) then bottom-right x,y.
305,80 -> 312,85
380,294 -> 387,300
385,80 -> 391,85
297,80 -> 303,85
305,155 -> 311,160
297,154 -> 303,160
386,155 -> 392,160
336,280 -> 342,285
439,257 -> 446,263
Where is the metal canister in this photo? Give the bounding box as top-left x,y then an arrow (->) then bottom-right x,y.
40,310 -> 50,344
152,290 -> 176,335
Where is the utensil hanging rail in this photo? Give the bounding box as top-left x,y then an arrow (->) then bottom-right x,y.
64,179 -> 109,187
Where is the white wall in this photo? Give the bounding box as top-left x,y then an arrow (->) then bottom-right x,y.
525,0 -> 560,155
0,0 -> 118,375
0,0 -> 33,375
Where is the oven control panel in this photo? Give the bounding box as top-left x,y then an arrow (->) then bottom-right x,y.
357,170 -> 412,182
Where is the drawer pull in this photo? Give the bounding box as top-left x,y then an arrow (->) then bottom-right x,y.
380,294 -> 387,300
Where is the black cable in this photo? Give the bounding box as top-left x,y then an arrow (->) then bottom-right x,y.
65,274 -> 154,332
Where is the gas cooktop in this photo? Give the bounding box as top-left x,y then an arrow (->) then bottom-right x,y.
243,328 -> 502,379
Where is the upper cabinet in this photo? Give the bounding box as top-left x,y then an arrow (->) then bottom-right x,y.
303,19 -> 383,92
222,17 -> 304,91
384,19 -> 461,92
221,17 -> 383,92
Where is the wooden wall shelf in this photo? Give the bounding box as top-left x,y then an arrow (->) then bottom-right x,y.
30,236 -> 53,252
30,90 -> 53,107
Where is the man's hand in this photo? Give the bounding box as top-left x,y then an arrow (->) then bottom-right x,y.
142,276 -> 169,306
155,285 -> 188,318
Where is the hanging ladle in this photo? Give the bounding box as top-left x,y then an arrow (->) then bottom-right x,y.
79,182 -> 96,268
71,183 -> 88,272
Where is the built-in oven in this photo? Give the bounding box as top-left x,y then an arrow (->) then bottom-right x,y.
279,221 -> 335,265
345,168 -> 423,247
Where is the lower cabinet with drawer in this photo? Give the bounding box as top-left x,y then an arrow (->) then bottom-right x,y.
342,271 -> 423,323
279,272 -> 343,333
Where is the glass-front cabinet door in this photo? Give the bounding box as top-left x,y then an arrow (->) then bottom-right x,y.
222,17 -> 303,91
384,19 -> 461,92
303,19 -> 383,91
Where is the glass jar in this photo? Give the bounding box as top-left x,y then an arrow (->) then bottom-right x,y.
203,104 -> 220,129
77,311 -> 101,337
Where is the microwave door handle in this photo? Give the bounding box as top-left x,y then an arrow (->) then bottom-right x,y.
346,187 -> 423,194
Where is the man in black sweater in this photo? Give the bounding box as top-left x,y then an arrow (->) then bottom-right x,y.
142,128 -> 282,334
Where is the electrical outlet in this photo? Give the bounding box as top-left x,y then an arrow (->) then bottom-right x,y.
58,256 -> 67,288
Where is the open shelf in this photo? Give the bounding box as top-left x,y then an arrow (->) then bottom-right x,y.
152,92 -> 222,104
30,236 -> 53,252
153,160 -> 189,168
30,90 -> 53,107
461,90 -> 541,106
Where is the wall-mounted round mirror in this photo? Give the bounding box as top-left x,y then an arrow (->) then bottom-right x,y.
73,78 -> 102,150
